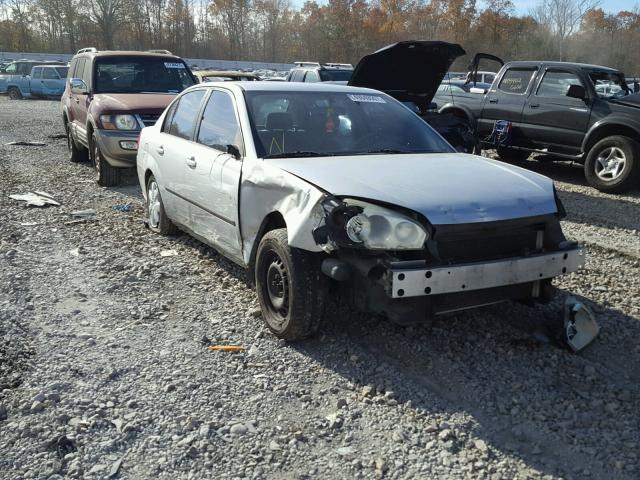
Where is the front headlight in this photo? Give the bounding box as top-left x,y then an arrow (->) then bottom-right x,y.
341,199 -> 428,250
100,114 -> 138,130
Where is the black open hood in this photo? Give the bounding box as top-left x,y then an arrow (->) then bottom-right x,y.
348,41 -> 466,105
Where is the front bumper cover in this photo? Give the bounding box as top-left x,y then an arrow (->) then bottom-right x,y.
94,129 -> 139,168
389,247 -> 584,298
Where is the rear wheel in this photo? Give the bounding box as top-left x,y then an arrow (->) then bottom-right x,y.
145,174 -> 177,235
255,228 -> 328,341
8,87 -> 22,100
91,133 -> 120,187
496,146 -> 530,162
66,123 -> 88,163
584,135 -> 640,193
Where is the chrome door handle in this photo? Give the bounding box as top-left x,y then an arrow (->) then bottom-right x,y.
186,156 -> 197,168
156,146 -> 164,155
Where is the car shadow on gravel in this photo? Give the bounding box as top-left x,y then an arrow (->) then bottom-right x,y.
292,291 -> 640,479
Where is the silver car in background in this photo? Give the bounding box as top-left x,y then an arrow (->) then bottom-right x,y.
137,82 -> 584,340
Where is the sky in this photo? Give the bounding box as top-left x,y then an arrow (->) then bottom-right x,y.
493,0 -> 635,15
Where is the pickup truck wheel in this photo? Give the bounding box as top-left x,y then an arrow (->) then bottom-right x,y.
67,123 -> 88,163
255,228 -> 328,341
145,174 -> 177,235
496,146 -> 530,162
584,136 -> 640,193
91,133 -> 120,187
8,87 -> 22,100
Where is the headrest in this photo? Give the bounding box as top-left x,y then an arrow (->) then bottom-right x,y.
266,112 -> 293,130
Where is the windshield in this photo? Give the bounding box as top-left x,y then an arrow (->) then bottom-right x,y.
244,91 -> 454,158
589,71 -> 629,99
94,57 -> 195,94
319,70 -> 353,82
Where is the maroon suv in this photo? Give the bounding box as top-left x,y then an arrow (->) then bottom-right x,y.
61,48 -> 196,186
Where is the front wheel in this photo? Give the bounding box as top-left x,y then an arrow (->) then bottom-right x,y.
255,228 -> 328,341
91,133 -> 120,187
584,135 -> 640,193
8,87 -> 22,100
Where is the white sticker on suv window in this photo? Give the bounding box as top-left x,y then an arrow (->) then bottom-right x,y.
164,62 -> 186,69
347,94 -> 386,103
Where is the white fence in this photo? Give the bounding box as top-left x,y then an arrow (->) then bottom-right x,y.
0,51 -> 293,71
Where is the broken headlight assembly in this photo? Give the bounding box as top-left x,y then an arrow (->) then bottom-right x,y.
315,198 -> 428,250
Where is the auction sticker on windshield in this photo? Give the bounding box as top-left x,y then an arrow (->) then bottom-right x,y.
347,94 -> 386,103
164,62 -> 186,69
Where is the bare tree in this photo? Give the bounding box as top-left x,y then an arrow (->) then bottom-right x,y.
89,0 -> 125,49
534,0 -> 600,60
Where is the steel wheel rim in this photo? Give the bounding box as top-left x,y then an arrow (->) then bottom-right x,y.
262,250 -> 290,326
595,146 -> 626,181
148,181 -> 161,229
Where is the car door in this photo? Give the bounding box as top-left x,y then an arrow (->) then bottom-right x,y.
69,58 -> 87,141
183,88 -> 244,261
155,89 -> 208,226
521,67 -> 591,152
477,67 -> 539,146
41,67 -> 62,96
30,67 -> 42,96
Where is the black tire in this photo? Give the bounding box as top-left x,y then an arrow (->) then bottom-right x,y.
145,174 -> 177,236
8,87 -> 22,100
584,135 -> 640,193
496,146 -> 530,162
255,228 -> 328,341
91,133 -> 120,187
66,122 -> 88,163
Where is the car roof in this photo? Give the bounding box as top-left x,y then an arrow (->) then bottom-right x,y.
507,60 -> 621,73
220,81 -> 381,94
74,51 -> 184,60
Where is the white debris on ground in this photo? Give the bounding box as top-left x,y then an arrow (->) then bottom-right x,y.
0,97 -> 639,479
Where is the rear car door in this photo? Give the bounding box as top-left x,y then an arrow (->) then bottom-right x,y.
156,89 -> 208,226
478,66 -> 539,145
521,67 -> 591,152
184,88 -> 244,260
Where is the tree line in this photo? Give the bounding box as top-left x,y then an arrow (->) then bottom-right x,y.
1,0 -> 639,74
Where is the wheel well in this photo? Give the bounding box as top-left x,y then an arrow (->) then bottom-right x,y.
248,212 -> 287,271
584,125 -> 640,154
144,169 -> 153,189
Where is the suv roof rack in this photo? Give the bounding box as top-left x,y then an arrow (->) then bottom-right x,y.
147,49 -> 173,55
294,61 -> 321,67
77,47 -> 98,54
323,63 -> 353,69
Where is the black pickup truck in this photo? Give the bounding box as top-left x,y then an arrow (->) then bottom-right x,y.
435,56 -> 640,193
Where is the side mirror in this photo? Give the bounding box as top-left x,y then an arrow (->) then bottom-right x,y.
226,144 -> 241,159
566,84 -> 586,100
70,78 -> 88,95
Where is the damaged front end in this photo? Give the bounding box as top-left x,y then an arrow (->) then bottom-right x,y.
312,196 -> 585,326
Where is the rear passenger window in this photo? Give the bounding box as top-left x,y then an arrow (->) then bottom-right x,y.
81,60 -> 92,89
197,91 -> 241,151
168,90 -> 206,140
537,70 -> 582,97
75,58 -> 86,81
69,59 -> 77,78
162,100 -> 180,133
498,68 -> 536,94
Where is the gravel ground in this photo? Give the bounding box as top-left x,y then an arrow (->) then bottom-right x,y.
1,97 -> 639,480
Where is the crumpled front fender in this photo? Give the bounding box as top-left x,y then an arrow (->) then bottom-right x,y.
240,159 -> 327,265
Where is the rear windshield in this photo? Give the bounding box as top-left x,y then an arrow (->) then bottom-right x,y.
94,57 -> 195,94
319,70 -> 353,82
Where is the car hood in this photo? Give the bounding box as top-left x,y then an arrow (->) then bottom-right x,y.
610,93 -> 640,108
348,41 -> 466,104
91,93 -> 175,114
268,153 -> 558,225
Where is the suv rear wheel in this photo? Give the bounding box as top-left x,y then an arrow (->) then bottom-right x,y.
255,228 -> 328,341
584,135 -> 640,193
67,123 -> 88,163
91,133 -> 120,187
8,87 -> 22,100
496,146 -> 530,162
